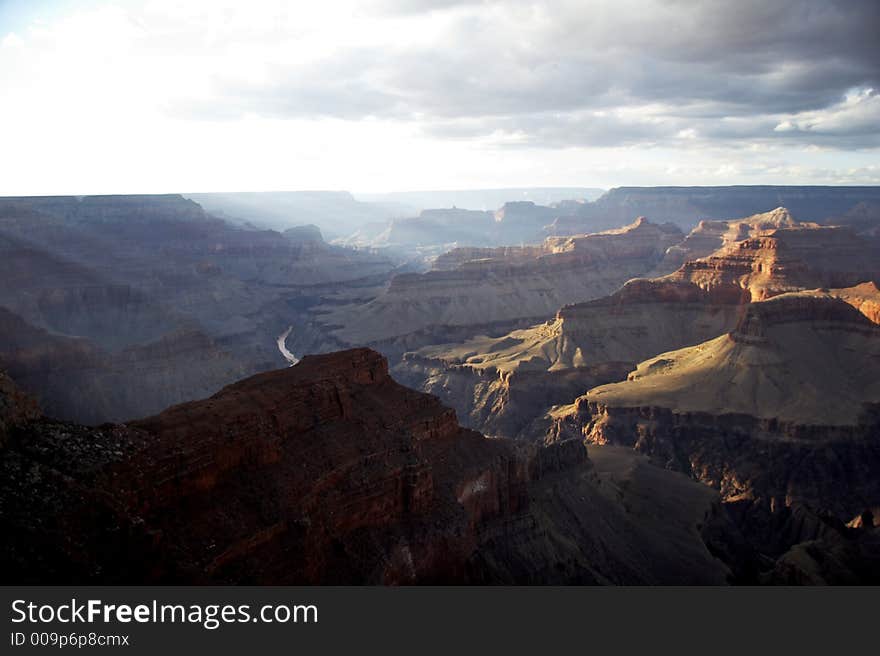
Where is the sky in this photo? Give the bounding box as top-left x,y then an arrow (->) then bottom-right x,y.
0,0 -> 878,195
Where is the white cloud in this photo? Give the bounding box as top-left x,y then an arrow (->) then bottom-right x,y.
773,88 -> 879,138
0,0 -> 877,194
1,32 -> 24,48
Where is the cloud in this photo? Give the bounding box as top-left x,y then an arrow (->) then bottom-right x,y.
150,0 -> 878,151
0,0 -> 878,193
772,87 -> 880,145
1,32 -> 24,48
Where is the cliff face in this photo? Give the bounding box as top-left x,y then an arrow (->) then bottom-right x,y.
396,277 -> 747,439
352,201 -> 573,251
654,207 -> 799,274
432,245 -> 544,271
0,195 -> 396,423
579,186 -> 880,230
0,349 -> 731,585
0,194 -> 208,225
335,186 -> 880,247
665,224 -> 880,300
0,307 -> 249,424
324,218 -> 684,345
374,208 -> 497,249
394,217 -> 879,442
396,354 -> 631,441
551,293 -> 880,523
492,201 -> 559,242
828,281 -> 880,324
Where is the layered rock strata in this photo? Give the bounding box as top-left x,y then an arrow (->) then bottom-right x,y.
550,293 -> 880,524
0,195 -> 396,423
398,278 -> 745,438
324,218 -> 684,345
0,349 -> 729,585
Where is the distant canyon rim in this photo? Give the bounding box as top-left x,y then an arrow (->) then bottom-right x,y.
2,185 -> 879,584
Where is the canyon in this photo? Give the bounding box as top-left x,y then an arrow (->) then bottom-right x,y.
666,223 -> 880,299
396,209 -> 880,440
397,277 -> 747,438
6,192 -> 872,425
653,206 -> 800,274
2,346 -> 875,585
0,195 -> 396,423
573,185 -> 880,231
321,217 -> 684,347
3,188 -> 880,585
550,293 -> 880,535
0,349 -> 733,585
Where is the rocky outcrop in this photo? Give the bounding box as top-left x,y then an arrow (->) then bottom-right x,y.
542,291 -> 880,582
0,307 -> 250,424
551,293 -> 880,523
0,349 -> 731,585
576,186 -> 880,230
0,194 -> 208,225
397,276 -> 747,439
654,207 -> 799,274
370,208 -> 496,248
0,195 -> 396,423
665,224 -> 880,300
432,245 -> 543,271
347,200 -> 581,251
491,201 -> 559,242
397,354 -> 631,440
828,281 -> 880,324
324,217 -> 684,345
395,217 -> 879,442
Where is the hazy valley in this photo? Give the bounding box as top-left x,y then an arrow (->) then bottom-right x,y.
1,184 -> 879,584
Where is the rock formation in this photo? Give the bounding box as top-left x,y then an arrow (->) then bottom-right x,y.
358,188 -> 603,216
551,293 -> 880,523
342,200 -> 586,251
538,290 -> 880,582
576,186 -> 880,230
283,224 -> 324,243
0,307 -> 248,424
0,349 -> 731,585
396,212 -> 880,440
322,217 -> 684,346
828,281 -> 880,324
654,207 -> 799,274
397,277 -> 745,438
186,190 -> 402,239
666,224 -> 880,300
374,208 -> 496,248
4,189 -> 880,584
0,195 -> 396,423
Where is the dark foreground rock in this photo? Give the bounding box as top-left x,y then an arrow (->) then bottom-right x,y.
0,349 -> 731,585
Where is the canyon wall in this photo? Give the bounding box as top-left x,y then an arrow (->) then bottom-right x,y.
0,195 -> 396,423
0,349 -> 731,584
324,217 -> 683,345
550,294 -> 880,523
396,212 -> 880,440
577,186 -> 880,230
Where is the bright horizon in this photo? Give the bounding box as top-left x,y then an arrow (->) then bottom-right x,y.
1,0 -> 878,195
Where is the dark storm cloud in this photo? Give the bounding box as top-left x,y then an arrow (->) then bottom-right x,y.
178,0 -> 880,149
